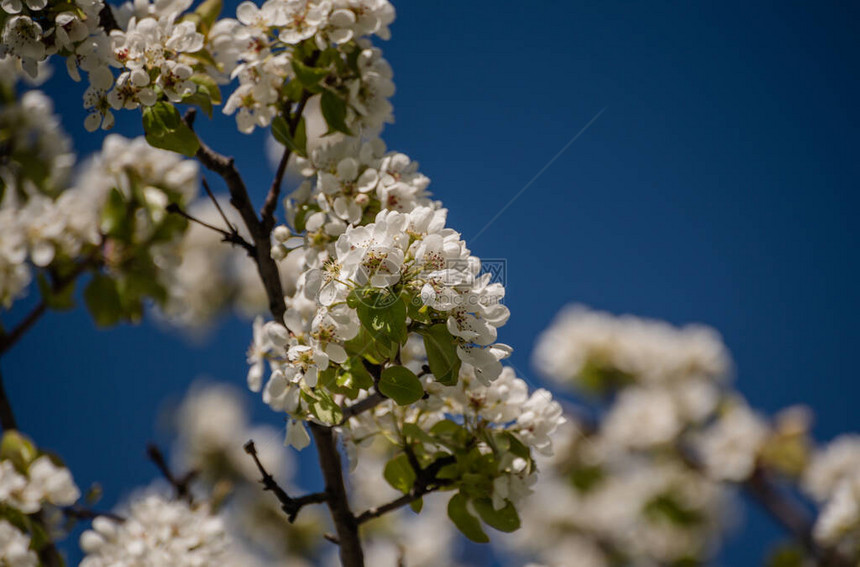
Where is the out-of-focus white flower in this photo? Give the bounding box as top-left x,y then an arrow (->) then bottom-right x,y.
696,400 -> 769,482
0,520 -> 38,567
534,305 -> 731,390
80,493 -> 236,567
804,435 -> 860,503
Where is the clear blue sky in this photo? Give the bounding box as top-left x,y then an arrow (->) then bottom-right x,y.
3,1 -> 860,564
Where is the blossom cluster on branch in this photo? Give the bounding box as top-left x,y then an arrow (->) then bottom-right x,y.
0,0 -> 858,565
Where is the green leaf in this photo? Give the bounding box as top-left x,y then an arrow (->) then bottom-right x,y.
320,90 -> 352,135
180,91 -> 212,118
309,388 -> 343,425
378,366 -> 424,405
84,274 -> 123,327
142,102 -> 200,157
447,493 -> 489,543
0,431 -> 37,473
766,544 -> 807,567
193,0 -> 221,33
271,115 -> 308,158
383,453 -> 416,494
410,497 -> 423,514
420,324 -> 461,386
192,74 -> 222,105
281,78 -> 304,102
291,59 -> 329,91
339,357 -> 374,391
36,273 -> 76,311
354,289 -> 408,348
473,498 -> 521,532
402,422 -> 437,446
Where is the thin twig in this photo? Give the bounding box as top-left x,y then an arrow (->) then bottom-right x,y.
202,177 -> 238,234
745,468 -> 816,553
356,455 -> 456,524
146,444 -> 195,502
0,253 -> 100,357
243,440 -> 328,522
165,202 -> 255,256
63,505 -> 124,523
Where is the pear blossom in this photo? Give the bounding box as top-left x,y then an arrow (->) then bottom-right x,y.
0,520 -> 37,567
80,494 -> 237,567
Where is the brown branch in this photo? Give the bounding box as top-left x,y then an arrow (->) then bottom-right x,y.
0,367 -> 17,431
146,444 -> 196,502
356,455 -> 456,525
243,440 -> 328,522
261,92 -> 312,233
185,112 -> 365,562
33,510 -> 64,567
183,109 -> 287,321
745,468 -> 819,553
339,392 -> 386,425
63,505 -> 124,523
0,253 -> 100,357
309,423 -> 364,567
165,202 -> 255,256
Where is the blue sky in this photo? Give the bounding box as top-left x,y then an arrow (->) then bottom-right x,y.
3,0 -> 860,564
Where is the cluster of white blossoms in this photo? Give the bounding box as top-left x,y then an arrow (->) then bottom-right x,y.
252,152 -> 516,443
519,305 -> 860,565
0,0 -> 108,79
0,455 -> 81,513
80,493 -> 241,566
0,75 -> 100,307
803,436 -> 860,549
521,308 -> 746,564
86,0 -> 205,130
0,445 -> 80,566
212,0 -> 394,133
0,519 -> 37,567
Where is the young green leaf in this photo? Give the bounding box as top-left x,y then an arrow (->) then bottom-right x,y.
472,498 -> 521,532
378,366 -> 424,405
271,115 -> 308,157
383,453 -> 417,494
420,323 -> 461,385
320,89 -> 353,135
142,102 -> 200,157
84,274 -> 123,327
291,59 -> 329,91
355,290 -> 407,347
447,493 -> 489,543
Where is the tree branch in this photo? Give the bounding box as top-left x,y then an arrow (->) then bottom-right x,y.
339,392 -> 386,425
0,253 -> 100,357
183,110 -> 287,321
165,202 -> 255,256
62,505 -> 124,523
356,455 -> 455,524
0,367 -> 17,431
309,423 -> 364,567
261,92 -> 312,233
146,444 -> 196,502
184,113 -> 364,562
243,440 -> 327,522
